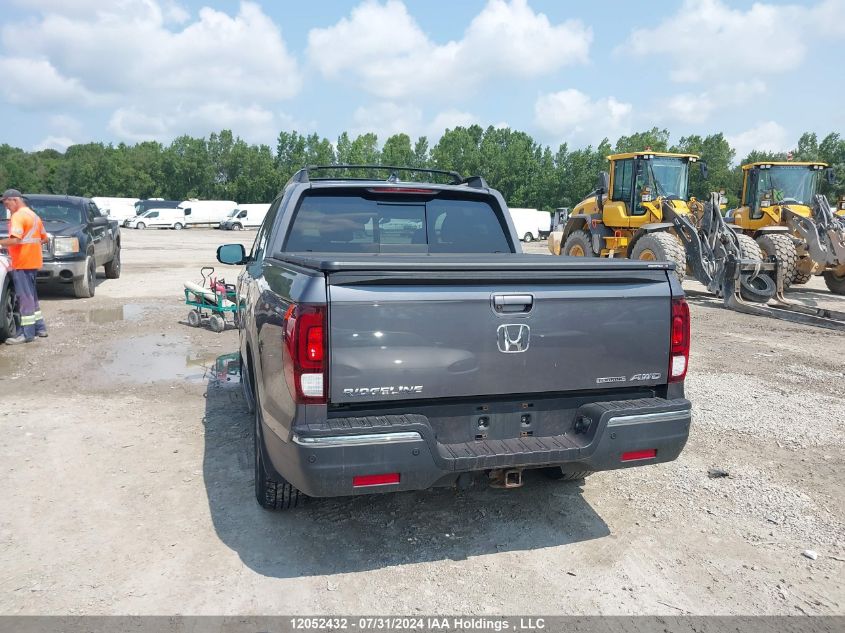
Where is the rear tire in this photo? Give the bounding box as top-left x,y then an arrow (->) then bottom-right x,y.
562,229 -> 595,258
0,280 -> 17,342
73,256 -> 96,298
736,234 -> 776,303
104,246 -> 121,279
542,467 -> 592,481
631,232 -> 686,283
756,233 -> 797,289
823,268 -> 845,295
254,400 -> 302,511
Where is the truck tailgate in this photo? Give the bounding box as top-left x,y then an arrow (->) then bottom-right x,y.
312,255 -> 674,405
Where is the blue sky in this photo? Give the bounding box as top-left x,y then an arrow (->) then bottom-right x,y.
2,0 -> 843,159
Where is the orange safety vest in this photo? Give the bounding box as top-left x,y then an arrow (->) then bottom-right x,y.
8,207 -> 47,270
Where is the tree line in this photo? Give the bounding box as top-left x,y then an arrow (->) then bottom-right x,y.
2,126 -> 844,211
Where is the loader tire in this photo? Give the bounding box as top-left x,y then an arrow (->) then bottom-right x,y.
823,268 -> 845,295
631,232 -> 686,283
561,230 -> 595,258
792,271 -> 812,285
756,234 -> 797,289
736,234 -> 776,303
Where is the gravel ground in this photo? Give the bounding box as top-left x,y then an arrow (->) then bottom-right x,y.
0,230 -> 842,615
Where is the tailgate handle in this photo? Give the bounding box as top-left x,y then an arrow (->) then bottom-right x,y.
492,294 -> 534,314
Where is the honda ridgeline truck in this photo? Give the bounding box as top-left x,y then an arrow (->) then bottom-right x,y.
217,166 -> 692,510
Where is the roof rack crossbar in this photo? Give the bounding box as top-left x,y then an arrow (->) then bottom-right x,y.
293,164 -> 464,185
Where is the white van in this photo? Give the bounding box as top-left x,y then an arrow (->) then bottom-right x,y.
219,203 -> 271,230
507,207 -> 550,242
177,200 -> 238,228
125,208 -> 186,230
92,197 -> 140,222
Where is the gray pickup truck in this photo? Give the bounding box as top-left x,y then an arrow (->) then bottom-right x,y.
217,166 -> 692,510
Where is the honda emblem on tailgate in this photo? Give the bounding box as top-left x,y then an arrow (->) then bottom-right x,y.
497,324 -> 530,353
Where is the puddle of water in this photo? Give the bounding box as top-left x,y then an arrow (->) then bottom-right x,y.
98,335 -> 239,385
68,303 -> 151,324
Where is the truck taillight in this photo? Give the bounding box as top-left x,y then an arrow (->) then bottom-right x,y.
283,304 -> 327,404
669,297 -> 690,382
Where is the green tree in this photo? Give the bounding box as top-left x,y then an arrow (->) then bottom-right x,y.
381,133 -> 414,168
614,128 -> 670,153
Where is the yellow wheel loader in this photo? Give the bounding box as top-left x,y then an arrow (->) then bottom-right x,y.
727,162 -> 845,294
548,152 -> 845,329
548,151 -> 755,287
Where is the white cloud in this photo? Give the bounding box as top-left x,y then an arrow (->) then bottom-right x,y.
428,110 -> 478,138
48,114 -> 83,137
727,121 -> 789,160
33,136 -> 76,152
534,89 -> 632,145
350,102 -> 478,142
0,1 -> 300,142
307,0 -> 591,100
665,80 -> 768,124
0,57 -> 95,107
621,0 -> 839,84
108,103 -> 282,145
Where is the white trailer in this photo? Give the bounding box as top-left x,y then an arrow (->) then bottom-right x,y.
177,200 -> 238,228
92,197 -> 140,222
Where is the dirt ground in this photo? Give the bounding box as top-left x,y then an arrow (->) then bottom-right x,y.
0,230 -> 843,616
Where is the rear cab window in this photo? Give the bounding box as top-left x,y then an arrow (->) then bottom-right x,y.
282,189 -> 512,254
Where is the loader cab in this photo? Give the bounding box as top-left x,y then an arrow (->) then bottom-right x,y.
604,152 -> 699,228
737,162 -> 829,228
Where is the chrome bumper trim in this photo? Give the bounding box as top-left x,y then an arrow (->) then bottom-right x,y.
293,431 -> 423,447
607,410 -> 690,427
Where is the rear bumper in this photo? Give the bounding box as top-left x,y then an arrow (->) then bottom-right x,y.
263,397 -> 691,498
37,258 -> 86,282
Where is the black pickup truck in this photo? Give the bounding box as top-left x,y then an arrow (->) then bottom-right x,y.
1,195 -> 121,298
217,166 -> 692,511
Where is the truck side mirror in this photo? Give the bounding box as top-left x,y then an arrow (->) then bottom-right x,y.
217,243 -> 246,265
699,161 -> 709,180
826,168 -> 836,185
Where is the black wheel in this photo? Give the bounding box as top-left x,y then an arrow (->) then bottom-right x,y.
631,232 -> 686,283
187,310 -> 201,327
523,232 -> 534,243
254,397 -> 302,511
736,234 -> 776,303
209,314 -> 225,333
232,223 -> 242,231
73,256 -> 96,298
541,467 -> 592,481
756,234 -> 797,289
104,246 -> 121,279
561,229 -> 595,258
173,222 -> 183,230
136,222 -> 146,230
823,268 -> 845,295
0,279 -> 17,342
